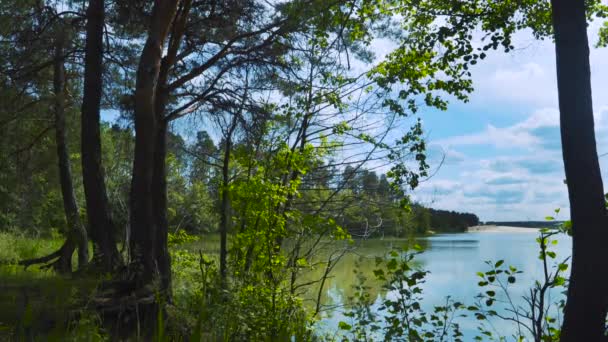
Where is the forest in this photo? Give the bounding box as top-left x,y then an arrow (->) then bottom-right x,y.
1,0 -> 608,341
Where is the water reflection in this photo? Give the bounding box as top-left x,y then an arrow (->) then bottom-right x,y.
307,231 -> 571,339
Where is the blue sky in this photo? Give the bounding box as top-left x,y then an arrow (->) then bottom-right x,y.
102,20 -> 608,222
411,24 -> 608,221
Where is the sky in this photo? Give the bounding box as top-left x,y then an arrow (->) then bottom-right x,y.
101,16 -> 608,223
410,24 -> 608,222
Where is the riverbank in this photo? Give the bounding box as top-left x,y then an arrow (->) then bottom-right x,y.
467,225 -> 540,233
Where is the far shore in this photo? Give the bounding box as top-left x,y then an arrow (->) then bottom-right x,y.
467,225 -> 541,233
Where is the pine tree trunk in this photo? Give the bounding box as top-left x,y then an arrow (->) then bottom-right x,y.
219,141 -> 231,280
153,120 -> 172,296
219,116 -> 237,280
20,27 -> 90,274
129,0 -> 179,292
81,0 -> 121,271
551,0 -> 608,339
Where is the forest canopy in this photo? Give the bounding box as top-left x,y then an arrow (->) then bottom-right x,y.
1,0 -> 608,340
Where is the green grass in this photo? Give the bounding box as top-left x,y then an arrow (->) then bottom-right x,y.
0,232 -> 105,340
0,231 -> 416,340
0,231 -> 223,340
0,231 -> 65,262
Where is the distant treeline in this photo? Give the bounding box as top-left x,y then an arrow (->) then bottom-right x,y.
428,209 -> 480,233
483,221 -> 563,229
323,167 -> 481,237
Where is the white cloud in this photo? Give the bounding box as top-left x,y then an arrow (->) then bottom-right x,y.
458,21 -> 608,114
487,62 -> 555,108
413,156 -> 569,221
419,106 -> 575,220
515,108 -> 559,130
494,62 -> 545,81
435,124 -> 538,149
433,108 -> 559,150
412,19 -> 608,221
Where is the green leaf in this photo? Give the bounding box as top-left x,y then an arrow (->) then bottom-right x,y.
494,260 -> 504,268
373,269 -> 385,279
338,321 -> 352,330
508,276 -> 516,284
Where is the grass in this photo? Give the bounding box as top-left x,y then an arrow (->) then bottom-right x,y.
0,231 -> 422,340
0,231 -> 65,262
0,233 -> 104,340
0,231 -> 220,340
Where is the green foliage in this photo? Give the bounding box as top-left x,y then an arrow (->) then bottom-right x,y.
168,230 -> 200,248
169,246 -> 313,341
469,226 -> 568,341
167,153 -> 219,234
340,246 -> 464,341
6,0 -> 592,340
324,166 -> 474,237
338,215 -> 572,342
428,208 -> 480,233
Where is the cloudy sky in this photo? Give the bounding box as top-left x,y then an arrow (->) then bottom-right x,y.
411,24 -> 608,222
101,16 -> 608,223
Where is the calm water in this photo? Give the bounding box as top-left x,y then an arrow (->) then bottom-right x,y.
308,231 -> 572,340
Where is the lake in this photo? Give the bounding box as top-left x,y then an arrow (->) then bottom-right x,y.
307,230 -> 572,340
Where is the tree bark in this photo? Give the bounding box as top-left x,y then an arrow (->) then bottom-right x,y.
53,32 -> 89,272
129,0 -> 179,292
551,0 -> 608,340
152,120 -> 172,295
20,26 -> 89,273
81,0 -> 121,271
219,116 -> 238,280
147,0 -> 192,294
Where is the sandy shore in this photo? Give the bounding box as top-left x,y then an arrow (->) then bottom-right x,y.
467,225 -> 541,233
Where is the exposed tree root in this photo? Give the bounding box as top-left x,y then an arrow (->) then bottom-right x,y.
18,239 -> 75,274
90,277 -> 167,340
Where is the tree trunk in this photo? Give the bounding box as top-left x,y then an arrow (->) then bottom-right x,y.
551,0 -> 608,340
219,121 -> 237,280
152,120 -> 172,296
129,0 -> 179,291
147,0 -> 191,294
81,0 -> 121,271
20,27 -> 89,273
53,32 -> 89,272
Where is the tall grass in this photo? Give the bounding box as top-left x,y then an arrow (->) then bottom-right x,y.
0,232 -> 104,340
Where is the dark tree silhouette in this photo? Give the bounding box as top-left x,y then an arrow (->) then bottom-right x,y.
81,0 -> 121,271
551,0 -> 608,339
20,25 -> 89,273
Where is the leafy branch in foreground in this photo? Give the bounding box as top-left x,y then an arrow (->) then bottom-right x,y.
470,218 -> 570,342
339,245 -> 465,342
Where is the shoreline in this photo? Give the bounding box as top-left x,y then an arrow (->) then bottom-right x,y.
467,225 -> 540,233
